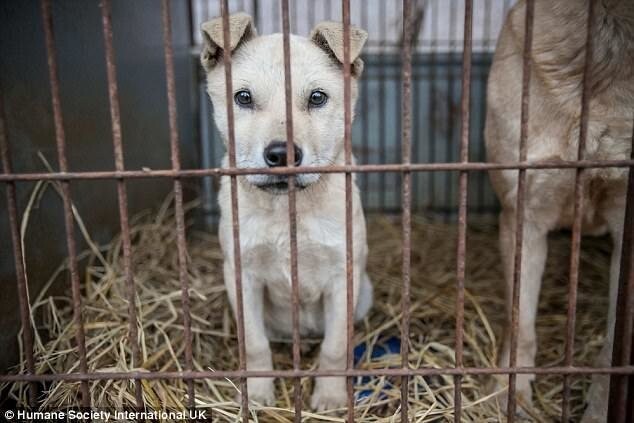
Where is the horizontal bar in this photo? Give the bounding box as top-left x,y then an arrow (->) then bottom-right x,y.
2,366 -> 633,382
1,159 -> 633,181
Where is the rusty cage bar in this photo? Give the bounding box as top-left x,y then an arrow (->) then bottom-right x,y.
0,0 -> 633,421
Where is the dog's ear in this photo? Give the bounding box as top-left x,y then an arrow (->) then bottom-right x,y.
200,13 -> 257,72
310,22 -> 368,76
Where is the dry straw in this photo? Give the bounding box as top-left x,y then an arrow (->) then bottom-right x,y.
1,182 -> 611,422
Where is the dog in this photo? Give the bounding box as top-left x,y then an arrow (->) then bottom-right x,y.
485,0 -> 633,420
200,13 -> 372,410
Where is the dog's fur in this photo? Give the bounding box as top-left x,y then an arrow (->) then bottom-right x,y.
201,14 -> 372,410
485,0 -> 634,420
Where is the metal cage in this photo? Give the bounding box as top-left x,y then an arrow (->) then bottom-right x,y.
0,0 -> 633,422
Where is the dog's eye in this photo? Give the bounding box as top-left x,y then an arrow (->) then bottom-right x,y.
308,90 -> 328,108
234,90 -> 253,107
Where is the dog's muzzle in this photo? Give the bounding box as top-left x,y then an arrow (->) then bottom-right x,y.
252,141 -> 306,194
252,175 -> 308,194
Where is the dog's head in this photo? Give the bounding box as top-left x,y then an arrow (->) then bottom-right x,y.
201,13 -> 367,194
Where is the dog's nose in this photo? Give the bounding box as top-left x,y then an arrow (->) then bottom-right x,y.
263,141 -> 303,167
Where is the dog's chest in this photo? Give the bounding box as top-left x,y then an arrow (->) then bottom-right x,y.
241,211 -> 346,303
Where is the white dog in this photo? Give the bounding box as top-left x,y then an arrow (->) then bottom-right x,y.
485,0 -> 633,420
200,14 -> 372,410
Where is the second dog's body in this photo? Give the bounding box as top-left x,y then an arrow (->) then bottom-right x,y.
486,0 -> 633,420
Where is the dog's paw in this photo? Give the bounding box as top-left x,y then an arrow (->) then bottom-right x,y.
236,377 -> 276,406
310,389 -> 347,412
310,378 -> 347,412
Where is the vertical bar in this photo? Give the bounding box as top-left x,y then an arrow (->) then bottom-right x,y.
99,0 -> 143,408
506,0 -> 535,419
161,0 -> 195,408
454,0 -> 472,420
219,1 -> 249,421
561,1 -> 594,420
607,122 -> 634,423
40,0 -> 91,407
428,0 -> 438,212
342,1 -> 355,421
0,87 -> 37,408
400,0 -> 414,420
280,1 -> 302,421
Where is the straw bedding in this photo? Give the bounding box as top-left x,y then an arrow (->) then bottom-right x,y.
2,194 -> 611,422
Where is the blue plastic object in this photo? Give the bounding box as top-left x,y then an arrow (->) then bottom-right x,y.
353,336 -> 401,402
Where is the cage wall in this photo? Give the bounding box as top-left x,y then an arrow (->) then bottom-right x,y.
0,0 -> 632,421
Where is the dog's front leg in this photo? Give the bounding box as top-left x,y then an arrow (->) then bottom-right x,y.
225,264 -> 275,406
311,289 -> 350,412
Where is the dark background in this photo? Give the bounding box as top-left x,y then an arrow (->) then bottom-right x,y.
0,0 -> 197,373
